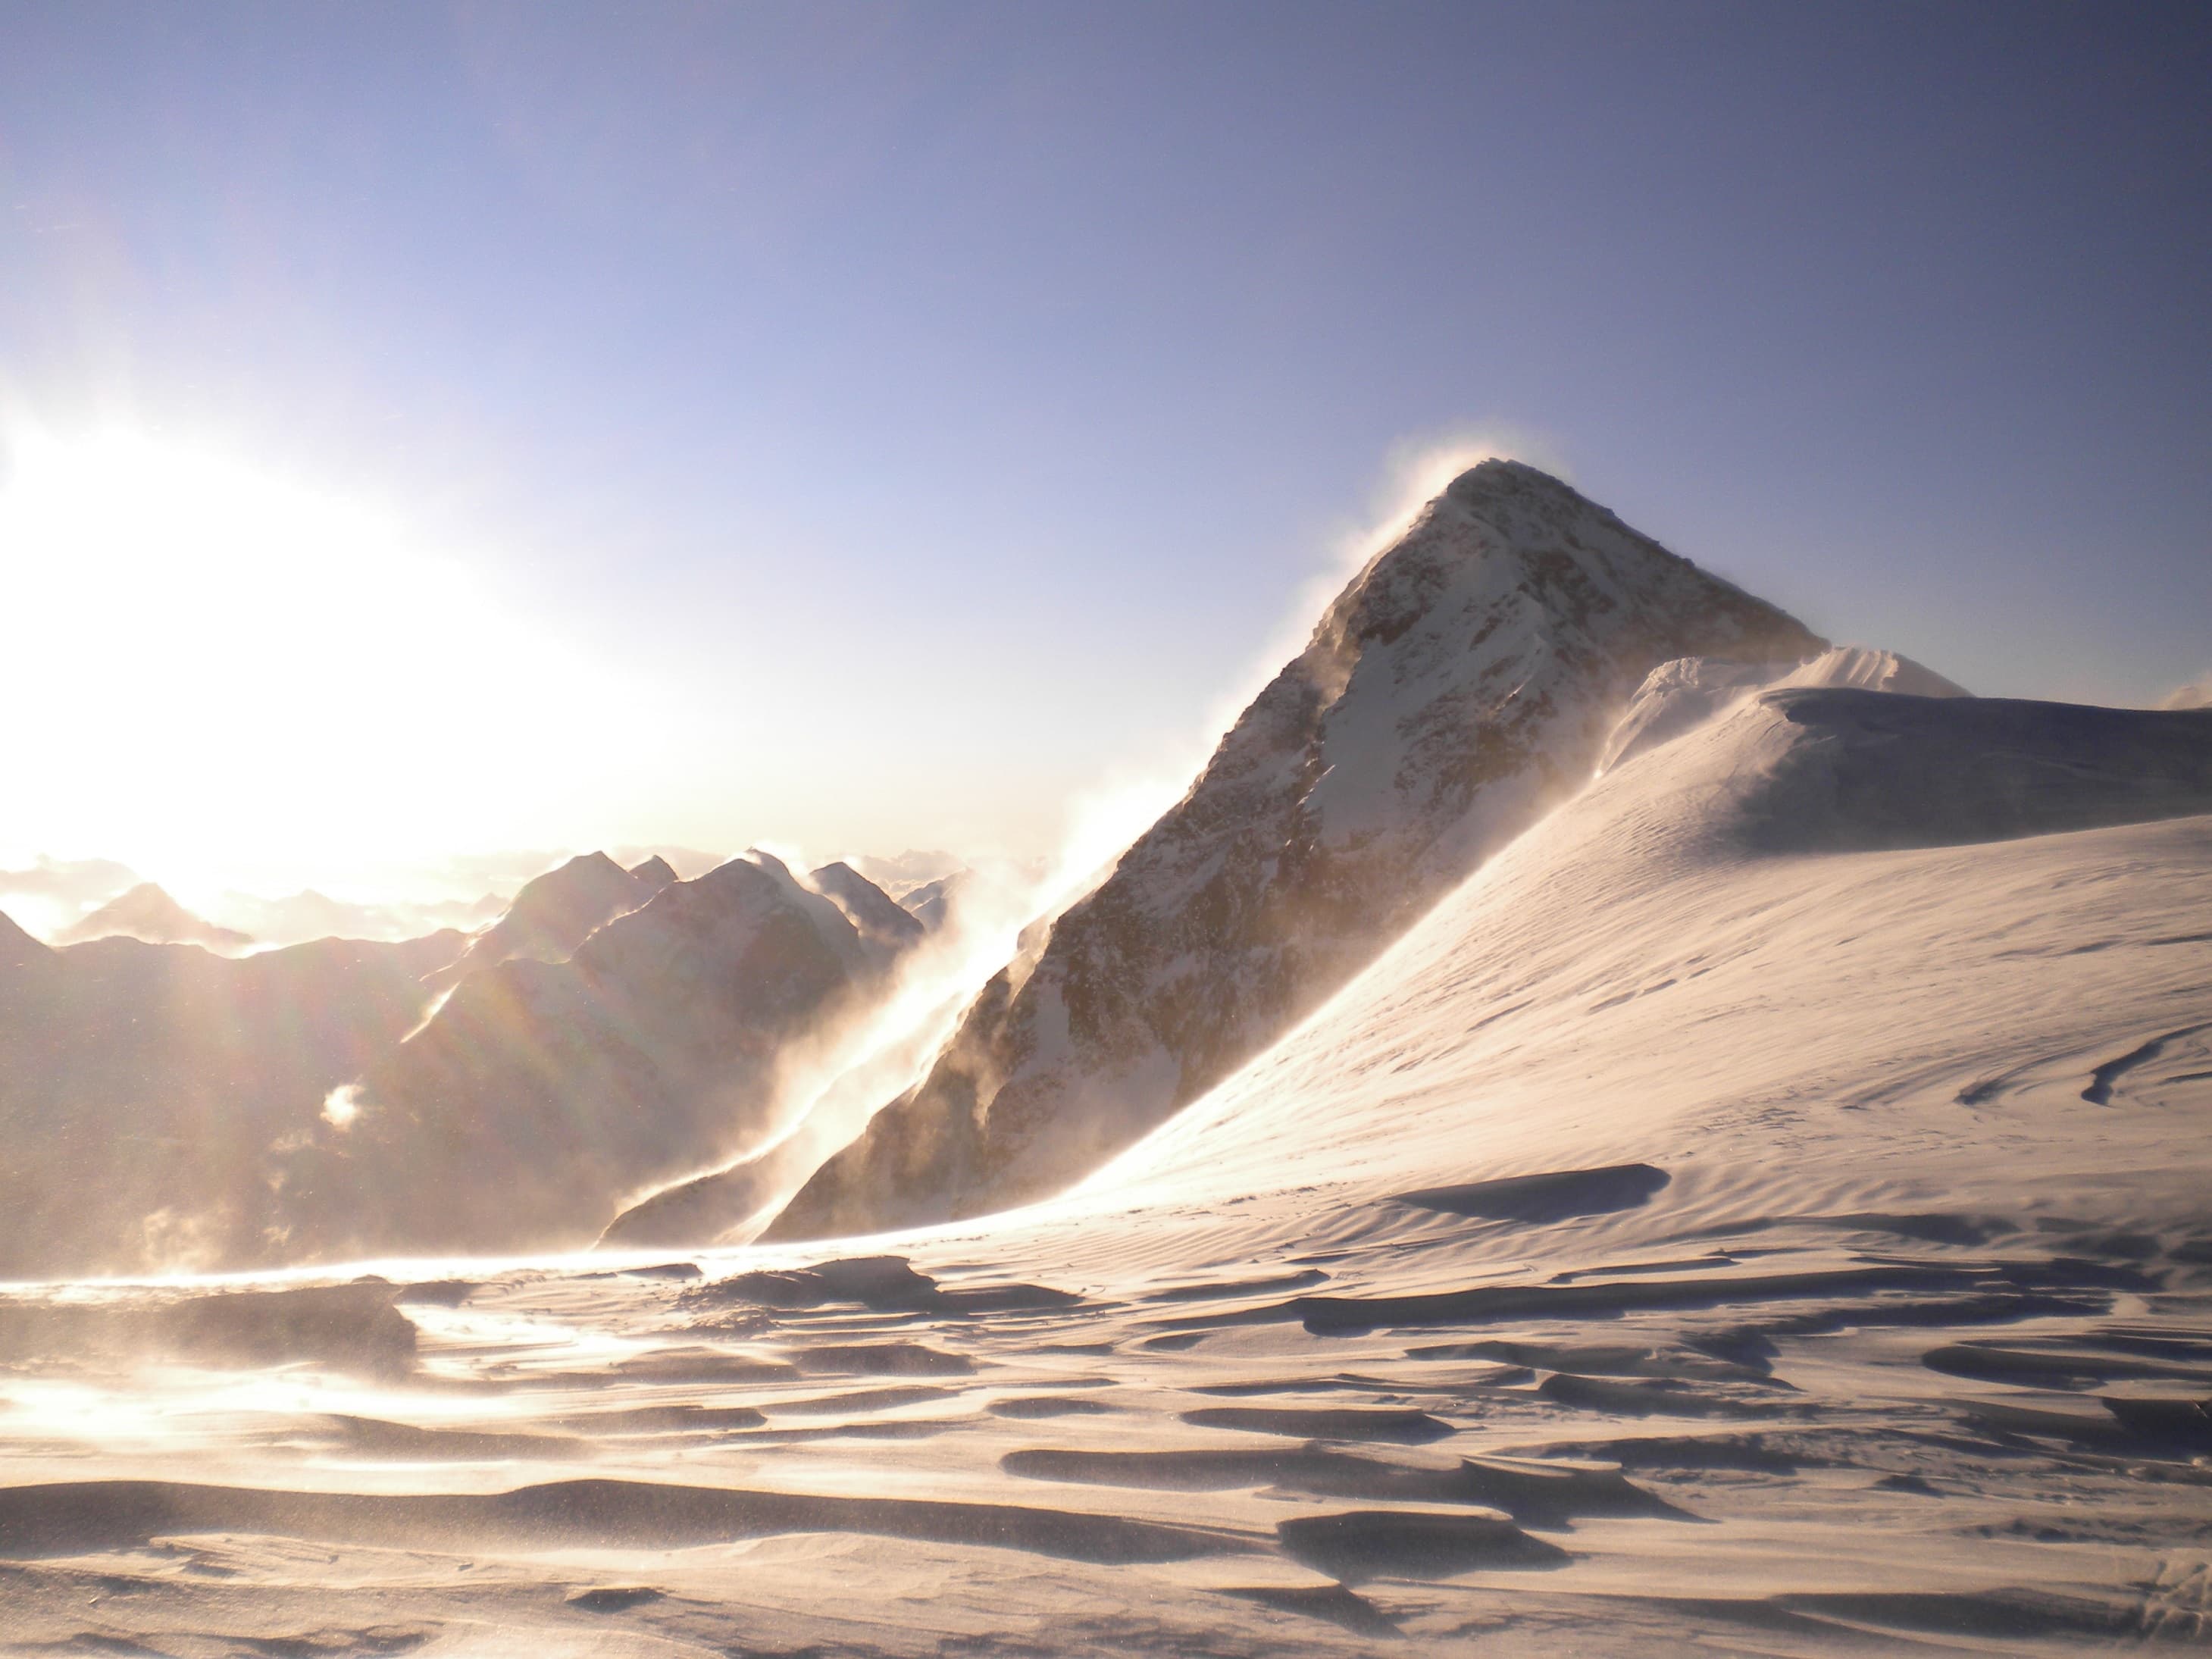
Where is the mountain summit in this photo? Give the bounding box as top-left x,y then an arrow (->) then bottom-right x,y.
53,883 -> 252,951
768,460 -> 1826,1239
423,850 -> 677,990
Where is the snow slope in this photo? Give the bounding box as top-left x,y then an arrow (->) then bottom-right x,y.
1075,680 -> 2212,1216
772,461 -> 1825,1240
2,667 -> 2204,1655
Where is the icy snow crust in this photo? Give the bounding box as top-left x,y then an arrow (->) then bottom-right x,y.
771,461 -> 1825,1239
0,653 -> 2207,1654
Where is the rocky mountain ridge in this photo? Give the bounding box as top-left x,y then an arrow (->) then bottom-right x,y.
271,851 -> 918,1259
422,850 -> 677,991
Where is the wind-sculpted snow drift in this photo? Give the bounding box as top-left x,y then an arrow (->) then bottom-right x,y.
769,460 -> 1826,1239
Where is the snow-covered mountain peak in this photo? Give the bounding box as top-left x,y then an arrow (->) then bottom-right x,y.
1203,458 -> 1827,885
768,464 -> 1826,1241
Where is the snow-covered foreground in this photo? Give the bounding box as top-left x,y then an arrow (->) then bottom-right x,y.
2,687 -> 2208,1656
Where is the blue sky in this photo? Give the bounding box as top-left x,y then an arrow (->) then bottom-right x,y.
3,1 -> 2207,881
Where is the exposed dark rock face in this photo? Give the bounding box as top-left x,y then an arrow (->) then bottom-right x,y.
769,461 -> 1823,1241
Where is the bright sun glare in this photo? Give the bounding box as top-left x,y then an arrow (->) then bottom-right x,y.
0,425 -> 648,897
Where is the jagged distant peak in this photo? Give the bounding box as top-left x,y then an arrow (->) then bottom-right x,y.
499,850 -> 655,915
627,854 -> 679,890
54,882 -> 253,951
426,847 -> 683,989
896,872 -> 960,925
809,861 -> 928,947
292,849 -> 900,1262
631,850 -> 883,974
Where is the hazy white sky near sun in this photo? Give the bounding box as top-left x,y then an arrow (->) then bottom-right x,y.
0,416 -> 1484,900
0,427 -> 679,891
2,3 -> 2207,902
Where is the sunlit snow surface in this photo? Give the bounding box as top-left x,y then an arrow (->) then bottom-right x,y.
2,690 -> 2210,1655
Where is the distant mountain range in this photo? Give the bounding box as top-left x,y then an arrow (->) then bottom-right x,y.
272,852 -> 920,1260
847,849 -> 965,898
0,848 -> 922,1273
218,887 -> 508,948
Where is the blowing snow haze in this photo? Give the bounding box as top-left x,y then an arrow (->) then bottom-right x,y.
3,4 -> 2211,1654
